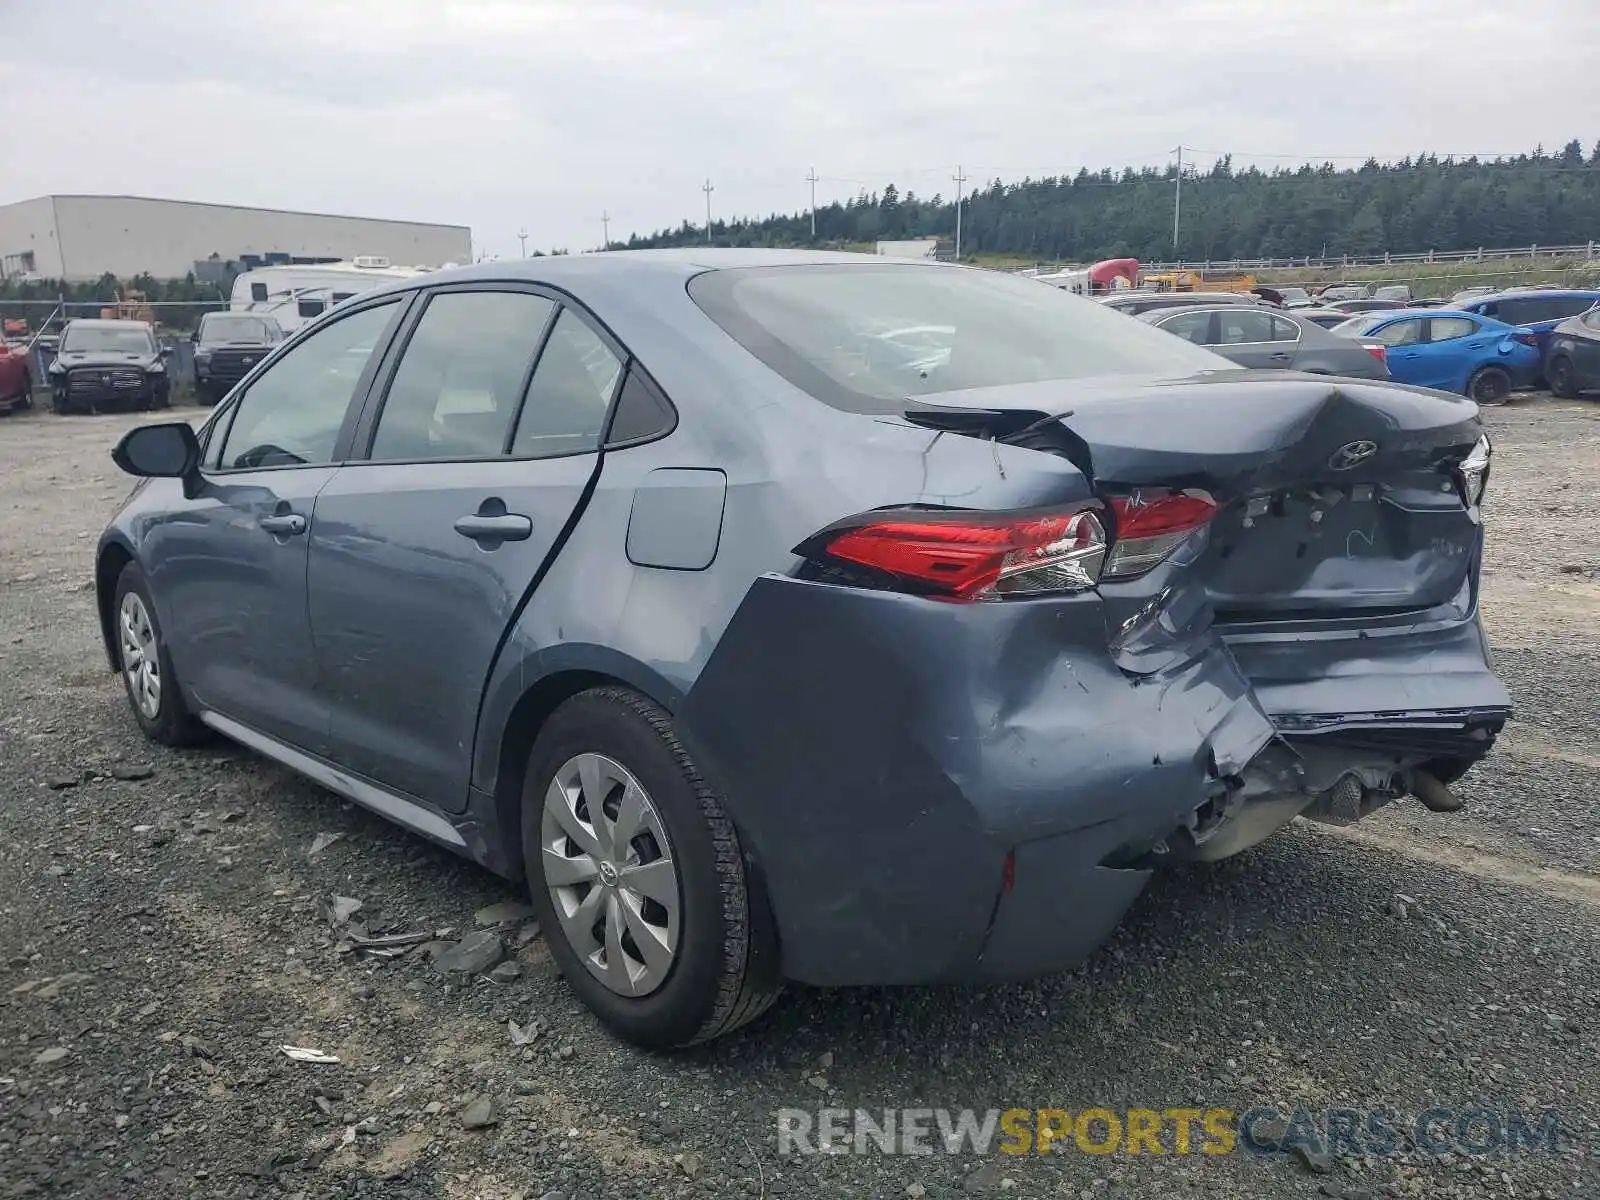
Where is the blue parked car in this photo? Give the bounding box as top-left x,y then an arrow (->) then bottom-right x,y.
1455,289 -> 1600,380
1331,309 -> 1539,404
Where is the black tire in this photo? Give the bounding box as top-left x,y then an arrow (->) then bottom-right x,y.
1467,366 -> 1512,406
520,687 -> 780,1048
111,562 -> 207,747
1548,356 -> 1579,399
51,391 -> 69,415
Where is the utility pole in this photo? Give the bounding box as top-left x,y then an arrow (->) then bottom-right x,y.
952,164 -> 968,260
1172,145 -> 1185,257
517,228 -> 528,259
601,211 -> 610,250
806,166 -> 819,239
702,179 -> 715,244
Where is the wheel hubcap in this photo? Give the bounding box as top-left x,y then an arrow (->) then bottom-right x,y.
118,592 -> 161,720
540,752 -> 681,997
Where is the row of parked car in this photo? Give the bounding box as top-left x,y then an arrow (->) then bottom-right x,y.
1100,284 -> 1600,404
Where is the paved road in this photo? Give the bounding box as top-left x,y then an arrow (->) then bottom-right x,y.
0,399 -> 1595,1199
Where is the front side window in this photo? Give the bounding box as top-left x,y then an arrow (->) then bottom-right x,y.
689,264 -> 1232,414
1427,317 -> 1478,343
214,300 -> 400,470
298,300 -> 326,319
509,308 -> 623,457
369,290 -> 555,461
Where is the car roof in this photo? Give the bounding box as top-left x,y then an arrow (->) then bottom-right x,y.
1463,288 -> 1600,304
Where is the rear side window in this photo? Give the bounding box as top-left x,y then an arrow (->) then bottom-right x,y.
370,290 -> 555,462
1217,310 -> 1277,344
250,282 -> 268,302
1427,317 -> 1477,343
1269,316 -> 1302,342
509,308 -> 623,458
689,264 -> 1232,414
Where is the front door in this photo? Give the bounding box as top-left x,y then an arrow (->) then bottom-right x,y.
152,298 -> 407,752
308,288 -> 624,809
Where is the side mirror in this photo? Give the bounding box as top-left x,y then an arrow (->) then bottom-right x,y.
189,330 -> 199,343
160,345 -> 174,358
112,422 -> 199,479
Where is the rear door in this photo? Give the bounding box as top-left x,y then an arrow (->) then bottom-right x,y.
306,286 -> 624,809
1214,308 -> 1296,368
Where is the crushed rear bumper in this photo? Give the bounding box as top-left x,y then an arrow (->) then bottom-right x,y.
679,568 -> 1508,987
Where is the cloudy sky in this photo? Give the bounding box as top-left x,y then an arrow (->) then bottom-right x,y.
3,1 -> 1597,257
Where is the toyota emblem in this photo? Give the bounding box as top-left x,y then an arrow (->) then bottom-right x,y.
1328,440 -> 1378,470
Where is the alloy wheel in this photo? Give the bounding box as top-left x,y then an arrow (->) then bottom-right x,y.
118,591 -> 161,720
540,752 -> 681,997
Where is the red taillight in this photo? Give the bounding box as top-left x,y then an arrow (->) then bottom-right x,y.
1512,331 -> 1538,347
1362,342 -> 1388,366
1103,490 -> 1218,580
801,506 -> 1107,601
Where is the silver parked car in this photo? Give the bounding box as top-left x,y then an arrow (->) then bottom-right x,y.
96,251 -> 1507,1047
1138,305 -> 1391,378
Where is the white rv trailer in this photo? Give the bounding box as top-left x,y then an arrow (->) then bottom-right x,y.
228,256 -> 444,333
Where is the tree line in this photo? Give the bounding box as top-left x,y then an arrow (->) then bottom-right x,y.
618,141 -> 1600,263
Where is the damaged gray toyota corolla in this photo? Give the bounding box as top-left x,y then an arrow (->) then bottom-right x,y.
96,250 -> 1509,1048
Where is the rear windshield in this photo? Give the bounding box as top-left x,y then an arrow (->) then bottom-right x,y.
688,264 -> 1233,413
200,314 -> 279,345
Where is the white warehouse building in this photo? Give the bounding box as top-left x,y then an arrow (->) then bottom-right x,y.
0,194 -> 473,282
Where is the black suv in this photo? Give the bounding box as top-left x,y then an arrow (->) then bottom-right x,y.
192,312 -> 285,406
47,319 -> 171,414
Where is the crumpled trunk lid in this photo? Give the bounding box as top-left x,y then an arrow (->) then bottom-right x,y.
903,370 -> 1510,750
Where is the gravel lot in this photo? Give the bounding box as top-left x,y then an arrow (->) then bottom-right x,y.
1,396 -> 1596,1200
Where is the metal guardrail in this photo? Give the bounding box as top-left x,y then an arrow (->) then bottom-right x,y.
1118,242 -> 1600,273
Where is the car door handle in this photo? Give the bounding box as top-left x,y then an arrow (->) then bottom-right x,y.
454,513 -> 533,543
1269,352 -> 1293,361
259,513 -> 307,536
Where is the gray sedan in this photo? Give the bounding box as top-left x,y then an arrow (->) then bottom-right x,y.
96,251 -> 1500,1047
1139,304 -> 1390,378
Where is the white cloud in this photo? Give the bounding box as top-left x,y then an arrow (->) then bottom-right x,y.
2,0 -> 1595,256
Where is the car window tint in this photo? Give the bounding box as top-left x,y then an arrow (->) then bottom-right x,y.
1370,319 -> 1423,347
1427,317 -> 1477,343
215,300 -> 400,471
1539,297 -> 1595,321
1157,311 -> 1212,344
1270,316 -> 1302,342
1217,310 -> 1277,344
509,308 -> 622,458
370,291 -> 554,461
